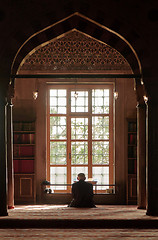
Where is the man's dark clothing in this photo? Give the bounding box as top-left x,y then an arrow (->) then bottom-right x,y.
69,180 -> 96,208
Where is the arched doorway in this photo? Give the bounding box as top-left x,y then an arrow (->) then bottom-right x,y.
9,14 -> 144,203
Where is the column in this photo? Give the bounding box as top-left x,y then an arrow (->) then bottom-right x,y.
146,100 -> 158,216
0,91 -> 8,216
7,98 -> 14,209
137,103 -> 146,209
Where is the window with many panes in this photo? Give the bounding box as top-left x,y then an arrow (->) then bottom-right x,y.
47,84 -> 113,192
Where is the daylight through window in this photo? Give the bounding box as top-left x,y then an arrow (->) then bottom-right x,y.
47,84 -> 114,192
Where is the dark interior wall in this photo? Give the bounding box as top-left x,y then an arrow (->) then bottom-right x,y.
0,0 -> 158,97
0,0 -> 158,98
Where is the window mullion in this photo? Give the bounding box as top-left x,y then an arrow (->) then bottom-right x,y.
88,89 -> 92,178
67,89 -> 71,186
109,87 -> 114,185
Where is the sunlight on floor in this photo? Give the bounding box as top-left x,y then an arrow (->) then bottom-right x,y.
4,205 -> 152,221
14,205 -> 67,211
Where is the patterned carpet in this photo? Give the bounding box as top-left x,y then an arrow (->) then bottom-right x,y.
0,205 -> 158,229
1,205 -> 158,239
1,205 -> 151,220
1,229 -> 158,239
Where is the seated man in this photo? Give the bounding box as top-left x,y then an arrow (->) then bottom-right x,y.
68,173 -> 96,208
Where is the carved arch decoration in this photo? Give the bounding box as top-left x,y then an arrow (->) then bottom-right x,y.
11,12 -> 141,76
19,29 -> 131,72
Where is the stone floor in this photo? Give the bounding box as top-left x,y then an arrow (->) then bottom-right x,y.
0,205 -> 158,239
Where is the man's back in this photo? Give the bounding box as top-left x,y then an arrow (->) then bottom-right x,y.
69,179 -> 96,208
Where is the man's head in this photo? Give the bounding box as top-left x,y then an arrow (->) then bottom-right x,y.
77,173 -> 86,181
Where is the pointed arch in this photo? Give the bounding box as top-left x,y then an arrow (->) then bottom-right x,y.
11,12 -> 141,77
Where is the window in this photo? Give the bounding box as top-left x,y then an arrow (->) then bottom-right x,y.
47,84 -> 113,192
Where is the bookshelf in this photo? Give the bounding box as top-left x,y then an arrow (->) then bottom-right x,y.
13,121 -> 36,203
127,120 -> 137,204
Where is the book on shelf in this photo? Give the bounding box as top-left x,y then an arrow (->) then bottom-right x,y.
13,122 -> 22,131
14,133 -> 35,144
134,159 -> 137,174
13,122 -> 35,131
128,146 -> 137,158
13,134 -> 21,143
22,122 -> 35,131
128,133 -> 137,145
14,159 -> 34,173
128,122 -> 137,132
21,133 -> 35,144
128,159 -> 137,174
13,145 -> 35,157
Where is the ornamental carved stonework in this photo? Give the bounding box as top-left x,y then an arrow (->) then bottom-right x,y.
20,30 -> 130,71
